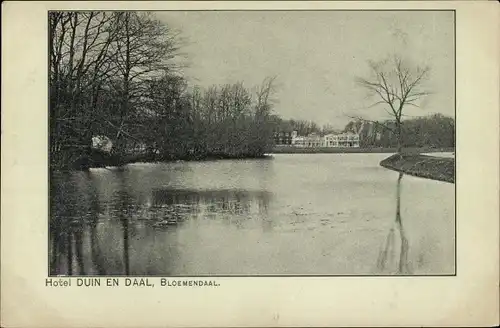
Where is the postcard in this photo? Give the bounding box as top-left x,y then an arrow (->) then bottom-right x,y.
1,1 -> 498,327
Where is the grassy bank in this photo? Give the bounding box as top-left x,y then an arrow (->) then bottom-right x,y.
380,153 -> 455,183
271,146 -> 455,154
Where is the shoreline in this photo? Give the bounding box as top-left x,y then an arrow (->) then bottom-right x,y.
51,148 -> 455,174
380,153 -> 455,183
51,151 -> 274,171
271,146 -> 454,154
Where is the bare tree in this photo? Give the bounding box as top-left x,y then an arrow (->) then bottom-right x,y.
49,11 -> 186,169
254,76 -> 278,116
109,12 -> 184,153
49,11 -> 120,168
252,77 -> 278,153
354,56 -> 431,154
50,12 -> 279,167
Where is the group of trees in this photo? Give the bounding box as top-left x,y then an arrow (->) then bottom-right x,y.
179,78 -> 277,159
271,113 -> 454,150
272,55 -> 453,152
398,114 -> 455,148
271,112 -> 455,149
50,11 -> 453,170
49,11 -> 277,170
50,12 -> 177,168
269,117 -> 341,136
351,56 -> 454,151
344,114 -> 455,149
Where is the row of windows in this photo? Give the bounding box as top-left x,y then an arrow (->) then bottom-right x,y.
325,136 -> 360,141
294,141 -> 360,147
325,141 -> 360,146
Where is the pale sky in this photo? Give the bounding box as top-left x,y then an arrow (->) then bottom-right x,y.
156,11 -> 455,129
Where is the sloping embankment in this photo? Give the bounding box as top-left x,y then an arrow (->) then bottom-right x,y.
380,154 -> 455,183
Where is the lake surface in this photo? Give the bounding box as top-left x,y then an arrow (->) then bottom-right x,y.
49,153 -> 455,276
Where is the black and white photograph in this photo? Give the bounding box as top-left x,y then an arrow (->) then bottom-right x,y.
48,10 -> 456,276
3,1 -> 500,327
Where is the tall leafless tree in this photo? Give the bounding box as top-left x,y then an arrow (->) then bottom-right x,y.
354,56 -> 431,154
252,76 -> 278,153
49,12 -> 120,168
109,12 -> 183,153
49,11 -> 185,168
50,11 -> 278,168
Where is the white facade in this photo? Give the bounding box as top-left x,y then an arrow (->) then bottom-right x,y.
305,133 -> 323,148
292,135 -> 306,147
323,134 -> 339,147
292,131 -> 360,148
336,132 -> 360,147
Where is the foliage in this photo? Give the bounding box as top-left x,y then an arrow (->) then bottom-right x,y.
346,114 -> 455,149
268,117 -> 322,136
49,11 -> 277,170
354,55 -> 431,153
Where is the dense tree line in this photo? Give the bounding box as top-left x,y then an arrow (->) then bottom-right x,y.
49,12 -> 277,170
269,117 -> 341,136
346,114 -> 455,149
401,114 -> 455,148
49,11 -> 454,171
270,113 -> 455,150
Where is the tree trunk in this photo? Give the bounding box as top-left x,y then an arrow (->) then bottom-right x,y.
396,120 -> 403,156
395,172 -> 409,273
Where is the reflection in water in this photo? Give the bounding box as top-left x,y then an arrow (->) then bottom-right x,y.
152,189 -> 271,215
50,172 -> 93,275
49,173 -> 273,275
49,155 -> 454,275
89,187 -> 107,275
377,172 -> 410,274
116,176 -> 131,275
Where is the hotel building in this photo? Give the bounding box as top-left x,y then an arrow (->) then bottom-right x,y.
290,131 -> 360,148
323,132 -> 360,148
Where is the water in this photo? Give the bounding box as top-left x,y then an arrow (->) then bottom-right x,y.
49,154 -> 455,276
422,152 -> 455,158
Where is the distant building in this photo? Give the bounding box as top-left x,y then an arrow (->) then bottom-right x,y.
274,131 -> 293,146
291,130 -> 360,148
323,133 -> 359,148
291,132 -> 322,147
305,133 -> 323,147
292,135 -> 307,147
323,134 -> 339,147
339,132 -> 360,147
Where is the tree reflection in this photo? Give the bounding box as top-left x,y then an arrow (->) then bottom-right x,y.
50,171 -> 275,276
377,172 -> 410,274
50,173 -> 77,275
88,180 -> 106,275
74,226 -> 85,275
114,171 -> 133,276
50,171 -> 111,276
50,171 -> 94,275
151,188 -> 272,219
